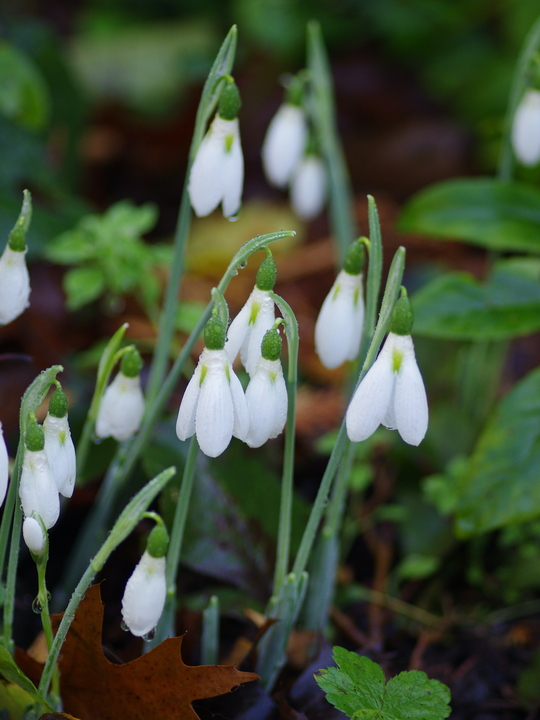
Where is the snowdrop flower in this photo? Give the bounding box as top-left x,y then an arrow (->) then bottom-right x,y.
44,388 -> 76,498
245,328 -> 288,448
0,422 -> 8,507
226,253 -> 277,377
0,191 -> 32,325
315,239 -> 366,369
122,521 -> 168,637
512,89 -> 540,166
346,291 -> 428,446
262,103 -> 308,188
176,314 -> 249,457
23,516 -> 46,556
19,421 -> 60,530
96,348 -> 145,442
188,78 -> 244,218
290,153 -> 327,220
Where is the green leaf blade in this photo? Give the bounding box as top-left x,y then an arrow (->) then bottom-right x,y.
399,178 -> 540,253
384,671 -> 451,720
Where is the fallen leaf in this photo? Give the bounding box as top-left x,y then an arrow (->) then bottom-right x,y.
55,585 -> 258,720
40,714 -> 80,719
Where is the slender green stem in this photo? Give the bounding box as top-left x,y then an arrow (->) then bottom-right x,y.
145,26 -> 238,405
59,231 -> 296,602
270,294 -> 299,595
292,247 -> 405,578
307,21 -> 357,267
2,493 -> 22,654
498,15 -> 540,181
35,556 -> 60,702
166,438 -> 199,598
201,596 -> 220,665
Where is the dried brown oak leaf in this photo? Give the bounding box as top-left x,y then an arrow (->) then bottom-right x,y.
56,585 -> 258,720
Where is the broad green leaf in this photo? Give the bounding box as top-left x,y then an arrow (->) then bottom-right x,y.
0,41 -> 50,129
411,267 -> 540,339
315,647 -> 451,720
0,645 -> 51,710
398,178 -> 540,253
63,266 -> 105,310
454,367 -> 540,536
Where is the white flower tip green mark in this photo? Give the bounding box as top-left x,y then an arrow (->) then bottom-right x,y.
245,327 -> 288,448
0,190 -> 32,326
121,521 -> 169,637
315,239 -> 366,369
346,289 -> 428,446
225,252 -> 277,377
95,348 -> 145,442
44,387 -> 76,498
512,89 -> 540,166
188,77 -> 244,219
177,314 -> 249,457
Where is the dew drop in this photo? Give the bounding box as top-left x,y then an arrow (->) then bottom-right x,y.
92,434 -> 103,445
238,261 -> 247,269
120,620 -> 129,632
228,214 -> 239,223
142,627 -> 156,642
32,597 -> 43,614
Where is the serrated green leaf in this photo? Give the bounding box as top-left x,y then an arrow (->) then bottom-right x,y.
315,647 -> 451,720
454,366 -> 540,536
412,267 -> 540,339
63,266 -> 105,310
398,178 -> 540,253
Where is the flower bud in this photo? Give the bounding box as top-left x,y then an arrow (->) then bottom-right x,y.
23,516 -> 46,556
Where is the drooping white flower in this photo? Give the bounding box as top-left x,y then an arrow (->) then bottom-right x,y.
19,448 -> 60,530
512,89 -> 540,166
22,516 -> 46,556
0,246 -> 30,325
262,103 -> 308,188
121,551 -> 167,637
188,79 -> 244,218
226,253 -> 277,377
245,356 -> 288,448
290,154 -> 327,220
43,388 -> 76,498
96,349 -> 145,442
176,347 -> 250,458
315,239 -> 366,370
0,422 -> 9,507
346,332 -> 428,446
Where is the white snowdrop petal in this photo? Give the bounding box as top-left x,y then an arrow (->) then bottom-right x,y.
394,351 -> 429,446
43,414 -> 76,498
221,120 -> 244,218
262,104 -> 308,188
315,271 -> 364,369
245,359 -> 287,447
96,373 -> 145,442
0,247 -> 30,325
346,351 -> 394,442
290,156 -> 327,220
121,552 -> 167,637
229,365 -> 250,442
226,302 -> 252,364
195,363 -> 235,457
0,423 -> 8,507
512,90 -> 540,166
245,296 -> 276,377
176,363 -> 202,441
22,516 -> 46,555
19,449 -> 60,530
188,120 -> 226,217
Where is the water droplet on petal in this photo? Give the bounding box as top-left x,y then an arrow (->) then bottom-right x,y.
92,434 -> 103,445
142,628 -> 156,642
32,597 -> 43,614
228,213 -> 239,222
120,620 -> 129,632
